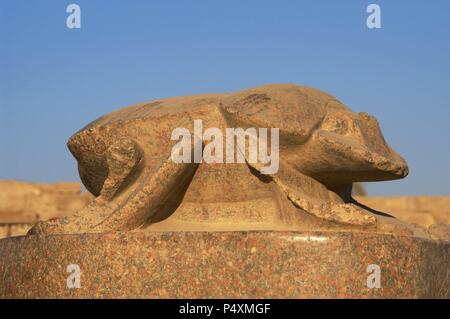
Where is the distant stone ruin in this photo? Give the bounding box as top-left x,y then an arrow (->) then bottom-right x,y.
0,180 -> 92,238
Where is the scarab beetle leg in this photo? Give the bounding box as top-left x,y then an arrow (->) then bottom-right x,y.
28,138 -> 143,235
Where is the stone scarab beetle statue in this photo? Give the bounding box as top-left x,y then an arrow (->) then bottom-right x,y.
29,84 -> 409,235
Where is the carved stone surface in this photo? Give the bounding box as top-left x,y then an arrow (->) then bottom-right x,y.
28,84 -> 411,235
0,231 -> 448,298
0,84 -> 448,298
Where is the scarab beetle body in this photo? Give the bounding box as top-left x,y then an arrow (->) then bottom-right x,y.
30,84 -> 409,235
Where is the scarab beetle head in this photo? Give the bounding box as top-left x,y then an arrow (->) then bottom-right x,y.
222,84 -> 409,187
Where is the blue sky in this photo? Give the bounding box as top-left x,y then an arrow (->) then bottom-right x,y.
0,0 -> 449,196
